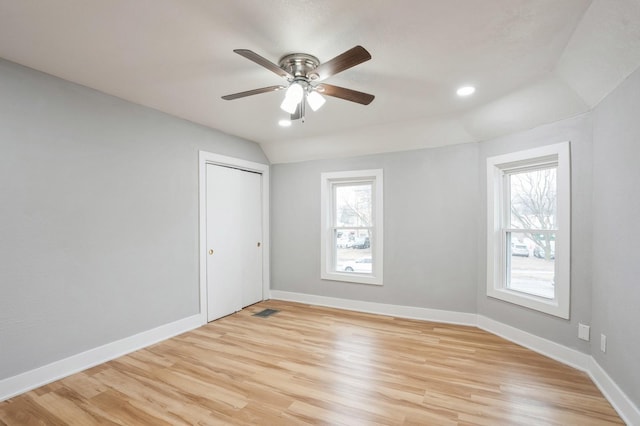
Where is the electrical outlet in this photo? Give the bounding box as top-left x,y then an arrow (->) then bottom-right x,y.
601,334 -> 607,352
578,323 -> 590,341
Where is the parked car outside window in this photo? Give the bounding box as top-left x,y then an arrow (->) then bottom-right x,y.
511,242 -> 529,257
339,258 -> 372,273
336,236 -> 351,248
352,236 -> 370,249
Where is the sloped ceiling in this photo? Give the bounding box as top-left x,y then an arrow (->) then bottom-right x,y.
0,0 -> 639,163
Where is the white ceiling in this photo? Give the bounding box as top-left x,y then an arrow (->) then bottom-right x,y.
1,0 -> 639,163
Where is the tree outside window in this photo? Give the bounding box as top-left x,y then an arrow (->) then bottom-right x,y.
321,170 -> 383,285
486,142 -> 570,319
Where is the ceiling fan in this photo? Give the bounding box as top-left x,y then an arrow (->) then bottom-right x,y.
221,46 -> 375,123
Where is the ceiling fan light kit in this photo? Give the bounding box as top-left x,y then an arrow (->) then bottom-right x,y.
222,46 -> 375,124
280,82 -> 304,114
280,97 -> 298,114
307,90 -> 326,111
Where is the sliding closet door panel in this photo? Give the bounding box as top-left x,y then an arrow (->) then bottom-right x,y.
206,165 -> 262,322
241,170 -> 263,308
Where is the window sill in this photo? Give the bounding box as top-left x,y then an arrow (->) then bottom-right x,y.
321,272 -> 383,286
487,287 -> 568,319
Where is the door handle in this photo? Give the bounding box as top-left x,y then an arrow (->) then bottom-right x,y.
257,242 -> 261,247
208,249 -> 214,255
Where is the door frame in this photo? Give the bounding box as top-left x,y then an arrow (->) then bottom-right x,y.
198,151 -> 270,324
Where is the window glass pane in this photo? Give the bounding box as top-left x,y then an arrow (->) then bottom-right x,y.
322,169 -> 383,285
335,229 -> 372,274
335,184 -> 372,227
506,231 -> 555,299
509,167 -> 557,230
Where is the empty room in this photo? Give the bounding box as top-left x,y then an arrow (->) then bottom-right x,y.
1,1 -> 639,424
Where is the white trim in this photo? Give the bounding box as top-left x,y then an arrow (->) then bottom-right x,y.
270,290 -> 476,326
0,314 -> 202,402
198,151 -> 270,323
3,291 -> 637,422
269,291 -> 638,422
476,315 -> 590,371
320,169 -> 384,285
588,358 -> 640,426
478,317 -> 640,424
486,142 -> 571,319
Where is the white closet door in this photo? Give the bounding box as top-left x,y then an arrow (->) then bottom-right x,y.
206,164 -> 262,322
240,169 -> 263,308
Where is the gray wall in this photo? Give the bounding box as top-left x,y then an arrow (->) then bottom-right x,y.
271,82 -> 639,406
476,113 -> 594,354
591,67 -> 640,405
2,53 -> 638,408
271,143 -> 479,313
272,113 -> 595,353
0,59 -> 268,379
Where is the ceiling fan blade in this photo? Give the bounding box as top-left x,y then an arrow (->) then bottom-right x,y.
234,49 -> 293,80
221,85 -> 286,100
317,84 -> 375,105
310,46 -> 371,81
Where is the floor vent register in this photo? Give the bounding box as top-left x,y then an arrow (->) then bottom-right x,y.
252,309 -> 279,317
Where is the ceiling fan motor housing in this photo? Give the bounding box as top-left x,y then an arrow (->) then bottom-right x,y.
278,53 -> 321,81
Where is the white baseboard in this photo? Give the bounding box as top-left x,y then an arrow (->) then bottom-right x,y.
589,357 -> 640,426
269,290 -> 477,326
476,315 -> 591,372
0,314 -> 203,402
3,292 -> 638,424
477,318 -> 639,424
270,290 -> 638,424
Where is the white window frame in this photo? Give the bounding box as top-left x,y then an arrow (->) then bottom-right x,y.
486,142 -> 570,319
321,169 -> 383,285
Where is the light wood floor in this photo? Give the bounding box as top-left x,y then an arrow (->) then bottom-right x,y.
0,300 -> 623,425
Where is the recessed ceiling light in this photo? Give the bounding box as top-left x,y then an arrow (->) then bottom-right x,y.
456,86 -> 476,97
278,119 -> 292,127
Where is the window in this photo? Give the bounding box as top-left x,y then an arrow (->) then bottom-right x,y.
321,169 -> 383,285
486,142 -> 570,318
